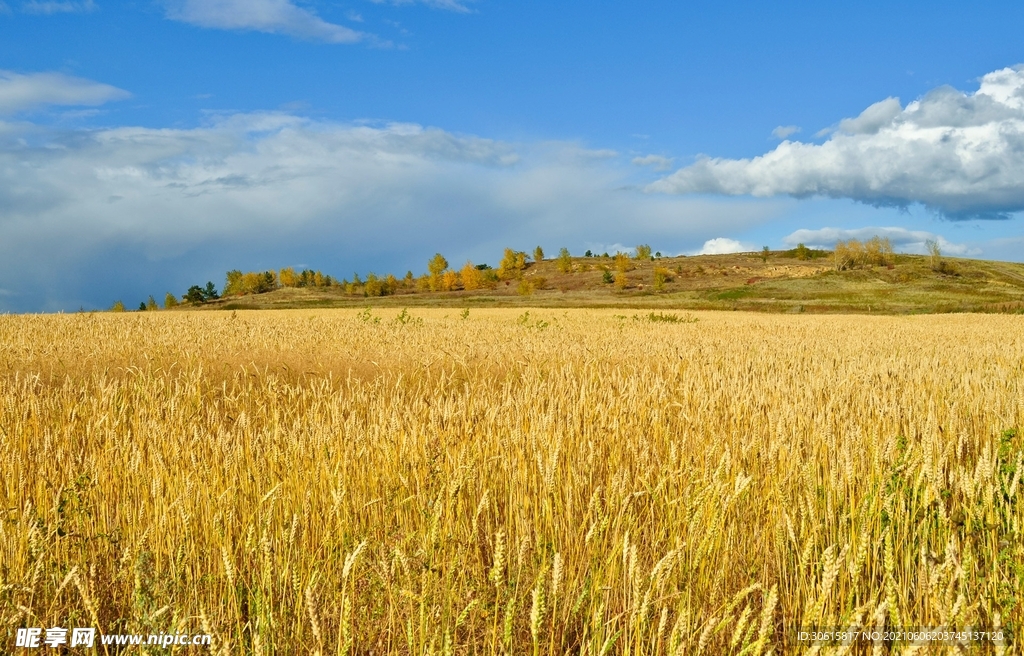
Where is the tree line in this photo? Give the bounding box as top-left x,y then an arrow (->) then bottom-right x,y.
109,238 -> 918,310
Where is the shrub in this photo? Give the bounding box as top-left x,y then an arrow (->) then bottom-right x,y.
517,277 -> 546,296
653,267 -> 673,291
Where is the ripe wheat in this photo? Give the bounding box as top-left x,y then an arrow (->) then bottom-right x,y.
0,309 -> 1021,654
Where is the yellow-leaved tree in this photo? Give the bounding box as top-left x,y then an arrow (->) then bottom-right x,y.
461,262 -> 483,290
279,267 -> 299,287
442,270 -> 460,291
614,253 -> 630,289
498,248 -> 527,280
556,247 -> 572,274
428,253 -> 449,291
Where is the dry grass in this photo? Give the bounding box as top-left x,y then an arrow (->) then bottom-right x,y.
1,308 -> 1022,654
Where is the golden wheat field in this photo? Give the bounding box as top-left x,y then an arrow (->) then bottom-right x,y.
1,308 -> 1022,654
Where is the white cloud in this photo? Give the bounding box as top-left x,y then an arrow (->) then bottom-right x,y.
21,0 -> 95,14
692,237 -> 751,255
632,154 -> 674,171
0,110 -> 780,311
782,226 -> 980,256
0,70 -> 129,114
771,125 -> 800,139
650,65 -> 1024,220
164,0 -> 366,43
836,97 -> 902,135
371,0 -> 472,12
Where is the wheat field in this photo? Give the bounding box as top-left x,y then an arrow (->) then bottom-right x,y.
1,308 -> 1022,654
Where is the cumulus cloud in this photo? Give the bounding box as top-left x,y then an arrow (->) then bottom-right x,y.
21,0 -> 95,13
164,0 -> 365,43
632,154 -> 674,171
782,226 -> 980,256
771,125 -> 800,139
650,65 -> 1024,220
0,110 -> 779,311
0,70 -> 129,114
693,237 -> 751,255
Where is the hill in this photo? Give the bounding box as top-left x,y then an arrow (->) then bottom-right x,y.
198,251 -> 1024,314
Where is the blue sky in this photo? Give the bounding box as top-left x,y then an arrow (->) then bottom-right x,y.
2,1 -> 1024,311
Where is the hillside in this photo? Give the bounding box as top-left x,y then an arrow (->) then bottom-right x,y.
199,251 -> 1024,314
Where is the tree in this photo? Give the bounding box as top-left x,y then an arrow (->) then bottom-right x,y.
635,244 -> 652,260
461,261 -> 483,290
833,241 -> 852,271
925,239 -> 943,271
498,248 -> 527,280
533,246 -> 545,263
364,273 -> 398,297
110,300 -> 125,312
225,270 -> 243,295
794,243 -> 810,260
146,296 -> 158,311
585,250 -> 593,257
761,246 -> 770,263
442,269 -> 460,291
203,281 -> 219,301
556,247 -> 572,274
163,292 -> 179,309
184,286 -> 206,304
280,267 -> 299,287
428,253 -> 449,291
863,236 -> 893,266
428,253 -> 449,277
138,302 -> 147,312
614,253 -> 631,289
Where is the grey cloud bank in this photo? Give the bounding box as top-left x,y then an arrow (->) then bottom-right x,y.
650,66 -> 1024,220
0,108 -> 778,311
